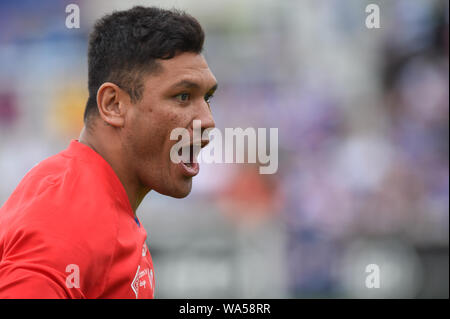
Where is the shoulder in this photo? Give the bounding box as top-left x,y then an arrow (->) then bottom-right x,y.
0,151 -> 122,297
1,150 -> 120,234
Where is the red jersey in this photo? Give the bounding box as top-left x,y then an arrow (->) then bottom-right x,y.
0,140 -> 155,298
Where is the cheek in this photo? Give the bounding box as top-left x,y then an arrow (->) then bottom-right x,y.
123,110 -> 154,161
126,111 -> 172,164
126,99 -> 189,165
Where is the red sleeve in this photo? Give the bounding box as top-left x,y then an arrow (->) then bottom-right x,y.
0,263 -> 84,298
0,211 -> 116,299
0,149 -> 120,299
0,224 -> 88,299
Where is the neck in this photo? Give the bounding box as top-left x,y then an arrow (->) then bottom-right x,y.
78,125 -> 150,215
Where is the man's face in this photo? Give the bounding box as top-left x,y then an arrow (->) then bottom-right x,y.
123,52 -> 217,198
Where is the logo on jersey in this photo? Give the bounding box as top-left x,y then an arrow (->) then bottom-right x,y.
131,244 -> 154,298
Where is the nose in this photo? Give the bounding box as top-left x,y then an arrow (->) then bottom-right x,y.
197,100 -> 215,148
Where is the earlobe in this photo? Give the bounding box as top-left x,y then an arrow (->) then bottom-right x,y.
96,82 -> 126,127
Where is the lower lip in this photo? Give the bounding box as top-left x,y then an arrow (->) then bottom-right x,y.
179,161 -> 200,177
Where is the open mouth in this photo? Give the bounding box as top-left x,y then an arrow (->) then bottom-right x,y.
179,145 -> 194,166
178,144 -> 200,177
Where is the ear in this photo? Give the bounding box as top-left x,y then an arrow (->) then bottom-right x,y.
96,82 -> 129,127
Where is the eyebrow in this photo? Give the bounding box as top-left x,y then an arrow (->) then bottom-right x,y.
170,80 -> 218,94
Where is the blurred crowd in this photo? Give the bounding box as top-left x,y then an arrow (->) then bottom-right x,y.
0,0 -> 448,298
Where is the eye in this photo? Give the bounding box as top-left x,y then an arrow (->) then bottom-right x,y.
175,93 -> 190,102
204,93 -> 214,104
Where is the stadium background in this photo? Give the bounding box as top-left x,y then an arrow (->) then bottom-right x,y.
0,0 -> 448,298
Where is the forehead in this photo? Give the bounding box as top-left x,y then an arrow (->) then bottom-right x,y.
146,52 -> 216,89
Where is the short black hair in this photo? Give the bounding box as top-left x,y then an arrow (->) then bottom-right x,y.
84,6 -> 205,123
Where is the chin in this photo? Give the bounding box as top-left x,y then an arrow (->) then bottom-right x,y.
171,190 -> 191,199
155,180 -> 192,199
